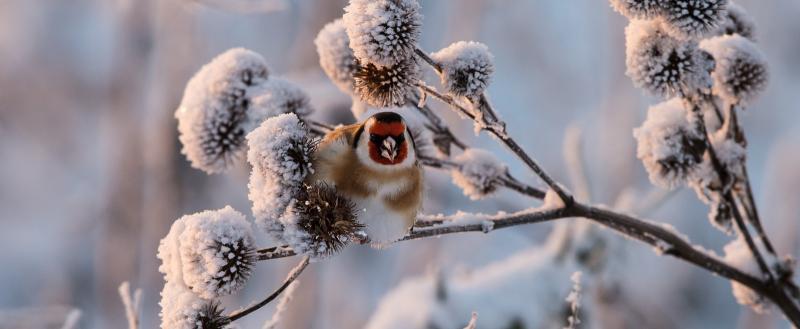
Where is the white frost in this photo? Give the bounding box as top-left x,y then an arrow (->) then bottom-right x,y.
176,48 -> 270,174
625,19 -> 712,97
633,98 -> 706,189
178,206 -> 255,299
343,0 -> 422,67
315,19 -> 358,94
700,34 -> 768,105
431,41 -> 494,100
451,148 -> 508,200
723,237 -> 769,313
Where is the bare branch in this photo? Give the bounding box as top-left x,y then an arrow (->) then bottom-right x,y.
227,255 -> 311,323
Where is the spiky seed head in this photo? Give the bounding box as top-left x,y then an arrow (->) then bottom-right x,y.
315,19 -> 359,94
246,114 -> 316,231
713,2 -> 756,40
176,48 -> 270,174
250,78 -> 315,121
700,34 -> 768,105
431,41 -> 495,100
609,0 -> 667,19
159,283 -> 230,329
634,98 -> 708,189
291,183 -> 363,257
625,19 -> 713,97
353,58 -> 420,107
450,148 -> 508,200
343,0 -> 422,67
661,0 -> 728,39
192,301 -> 230,329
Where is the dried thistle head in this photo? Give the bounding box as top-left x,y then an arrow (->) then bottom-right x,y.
292,183 -> 363,257
315,18 -> 359,94
661,0 -> 728,39
625,19 -> 713,97
450,148 -> 508,200
610,0 -> 666,19
353,58 -> 420,107
192,301 -> 230,329
343,0 -> 422,67
247,114 -> 317,229
431,41 -> 495,100
713,2 -> 755,40
634,98 -> 708,189
176,48 -> 270,174
700,34 -> 768,105
175,206 -> 256,299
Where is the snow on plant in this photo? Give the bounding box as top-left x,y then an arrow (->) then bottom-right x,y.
315,19 -> 358,94
430,41 -> 494,100
661,0 -> 728,39
246,113 -> 315,228
250,78 -> 315,119
343,0 -> 422,67
633,98 -> 707,189
724,238 -> 768,313
700,34 -> 768,105
176,48 -> 316,174
353,57 -> 420,107
151,1 -> 800,327
177,206 -> 255,299
625,19 -> 713,97
450,148 -> 508,200
712,1 -> 755,40
564,271 -> 583,329
176,48 -> 270,174
159,282 -> 229,329
614,0 -> 800,318
247,113 -> 362,256
609,0 -> 666,19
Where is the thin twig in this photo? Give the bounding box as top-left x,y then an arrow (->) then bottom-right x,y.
418,155 -> 547,199
415,81 -> 573,205
227,256 -> 311,322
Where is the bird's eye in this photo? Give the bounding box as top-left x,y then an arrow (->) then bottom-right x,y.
369,134 -> 382,144
394,133 -> 405,143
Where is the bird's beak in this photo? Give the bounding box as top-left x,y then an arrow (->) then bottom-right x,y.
381,136 -> 398,162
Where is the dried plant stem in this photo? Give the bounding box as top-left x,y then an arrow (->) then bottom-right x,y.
227,255 -> 311,323
689,105 -> 774,278
252,200 -> 800,324
414,80 -> 573,205
418,155 -> 546,199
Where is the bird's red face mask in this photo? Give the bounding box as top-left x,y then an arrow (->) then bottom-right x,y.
367,121 -> 408,165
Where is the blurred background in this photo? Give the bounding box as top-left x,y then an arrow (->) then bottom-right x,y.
1,0 -> 799,328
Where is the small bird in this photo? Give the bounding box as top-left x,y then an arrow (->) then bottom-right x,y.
309,111 -> 423,245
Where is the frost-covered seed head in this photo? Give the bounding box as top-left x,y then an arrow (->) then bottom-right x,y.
178,206 -> 255,299
315,19 -> 359,94
700,35 -> 768,105
661,0 -> 728,39
713,2 -> 755,40
634,98 -> 707,189
353,58 -> 420,107
710,129 -> 746,180
431,41 -> 494,100
291,183 -> 363,257
609,0 -> 666,19
250,78 -> 315,120
176,48 -> 270,174
450,149 -> 508,200
247,114 -> 316,230
724,238 -> 770,313
708,196 -> 733,234
159,283 -> 230,329
343,0 -> 422,67
625,19 -> 713,97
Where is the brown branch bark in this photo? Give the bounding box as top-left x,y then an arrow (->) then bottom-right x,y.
227,255 -> 310,323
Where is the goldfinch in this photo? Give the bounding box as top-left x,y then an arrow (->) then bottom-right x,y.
310,111 -> 423,245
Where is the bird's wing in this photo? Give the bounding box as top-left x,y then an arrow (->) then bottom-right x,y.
311,123 -> 361,184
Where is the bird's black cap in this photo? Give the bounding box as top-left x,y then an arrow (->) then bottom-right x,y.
371,111 -> 405,123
